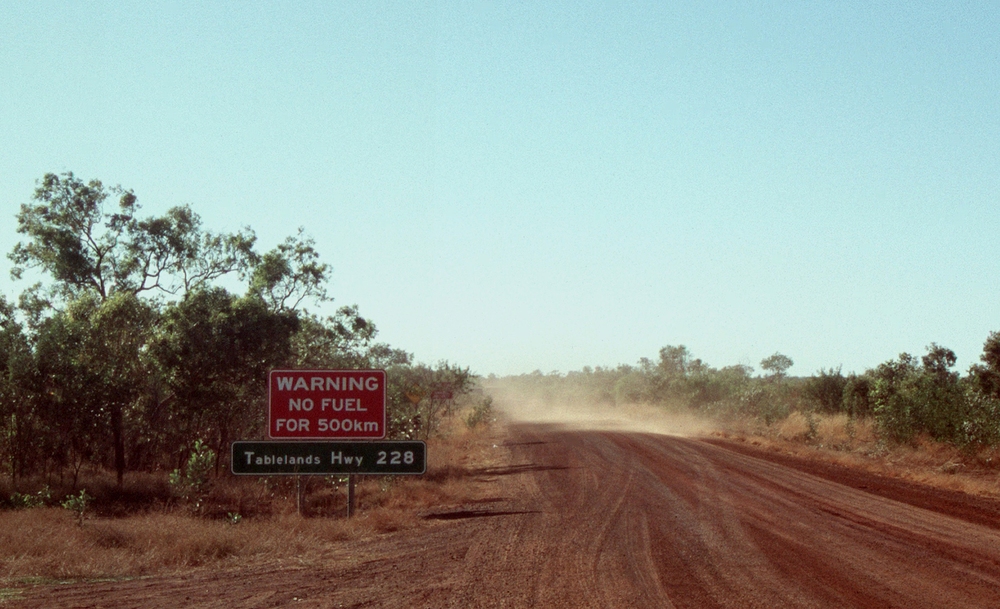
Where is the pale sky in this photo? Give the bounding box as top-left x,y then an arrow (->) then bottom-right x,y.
2,1 -> 998,377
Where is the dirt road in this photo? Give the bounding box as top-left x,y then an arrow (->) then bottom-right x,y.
13,424 -> 1000,608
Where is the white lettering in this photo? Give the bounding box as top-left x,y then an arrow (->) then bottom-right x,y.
330,452 -> 364,466
289,398 -> 314,411
316,398 -> 368,412
326,418 -> 363,432
276,375 -> 381,392
275,418 -> 310,432
250,454 -> 323,466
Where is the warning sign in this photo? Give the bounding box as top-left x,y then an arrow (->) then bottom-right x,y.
268,369 -> 386,439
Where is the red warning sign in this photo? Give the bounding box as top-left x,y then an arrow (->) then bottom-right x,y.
268,369 -> 386,439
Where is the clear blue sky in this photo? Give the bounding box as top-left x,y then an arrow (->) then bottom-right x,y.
2,1 -> 998,377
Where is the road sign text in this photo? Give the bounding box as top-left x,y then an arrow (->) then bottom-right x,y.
232,441 -> 426,475
269,369 -> 386,439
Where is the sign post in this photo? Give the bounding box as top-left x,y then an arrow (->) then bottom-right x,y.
347,475 -> 356,518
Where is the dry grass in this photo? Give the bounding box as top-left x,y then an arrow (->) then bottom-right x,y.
716,411 -> 1000,500
0,510 -> 313,579
0,422 -> 503,582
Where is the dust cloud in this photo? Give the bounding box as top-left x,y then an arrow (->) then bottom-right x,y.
483,383 -> 717,437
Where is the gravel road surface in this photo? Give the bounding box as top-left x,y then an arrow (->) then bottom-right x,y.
12,424 -> 1000,608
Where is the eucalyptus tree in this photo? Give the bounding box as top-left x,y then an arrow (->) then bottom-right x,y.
6,171 -> 475,481
0,296 -> 37,482
152,287 -> 300,471
249,228 -> 329,313
8,172 -> 256,482
11,172 -> 256,303
150,228 -> 337,468
970,331 -> 1000,401
760,353 -> 794,380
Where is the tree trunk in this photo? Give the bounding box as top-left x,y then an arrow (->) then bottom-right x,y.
111,404 -> 125,487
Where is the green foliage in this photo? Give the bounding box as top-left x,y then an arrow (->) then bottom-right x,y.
490,335 -> 1000,452
152,288 -> 300,469
60,489 -> 92,525
9,486 -> 52,509
969,331 -> 1000,401
658,345 -> 702,378
870,353 -> 921,442
739,384 -> 790,425
386,361 -> 475,439
466,396 -> 494,429
10,172 -> 255,302
0,296 -> 39,481
760,352 -> 794,380
249,228 -> 329,313
681,364 -> 746,409
842,374 -> 874,418
803,367 -> 847,414
10,173 -> 136,299
867,344 -> 997,446
804,410 -> 819,442
613,370 -> 654,404
169,439 -> 216,503
289,306 -> 385,370
1,172 -> 480,481
958,387 -> 1000,448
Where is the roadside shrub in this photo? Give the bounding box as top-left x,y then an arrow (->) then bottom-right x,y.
871,353 -> 922,442
613,371 -> 653,404
169,439 -> 216,508
871,346 -> 976,445
8,486 -> 52,509
465,396 -> 494,429
842,374 -> 874,418
804,367 -> 847,414
735,385 -> 789,425
959,388 -> 1000,449
61,489 -> 92,526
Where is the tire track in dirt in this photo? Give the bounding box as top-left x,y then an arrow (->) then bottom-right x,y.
11,424 -> 1000,608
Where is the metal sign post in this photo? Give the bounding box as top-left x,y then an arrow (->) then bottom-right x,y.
347,475 -> 356,517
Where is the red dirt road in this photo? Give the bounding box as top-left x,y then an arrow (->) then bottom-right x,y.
12,424 -> 1000,608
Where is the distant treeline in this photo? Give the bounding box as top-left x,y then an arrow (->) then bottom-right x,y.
0,173 -> 474,486
492,337 -> 1000,448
